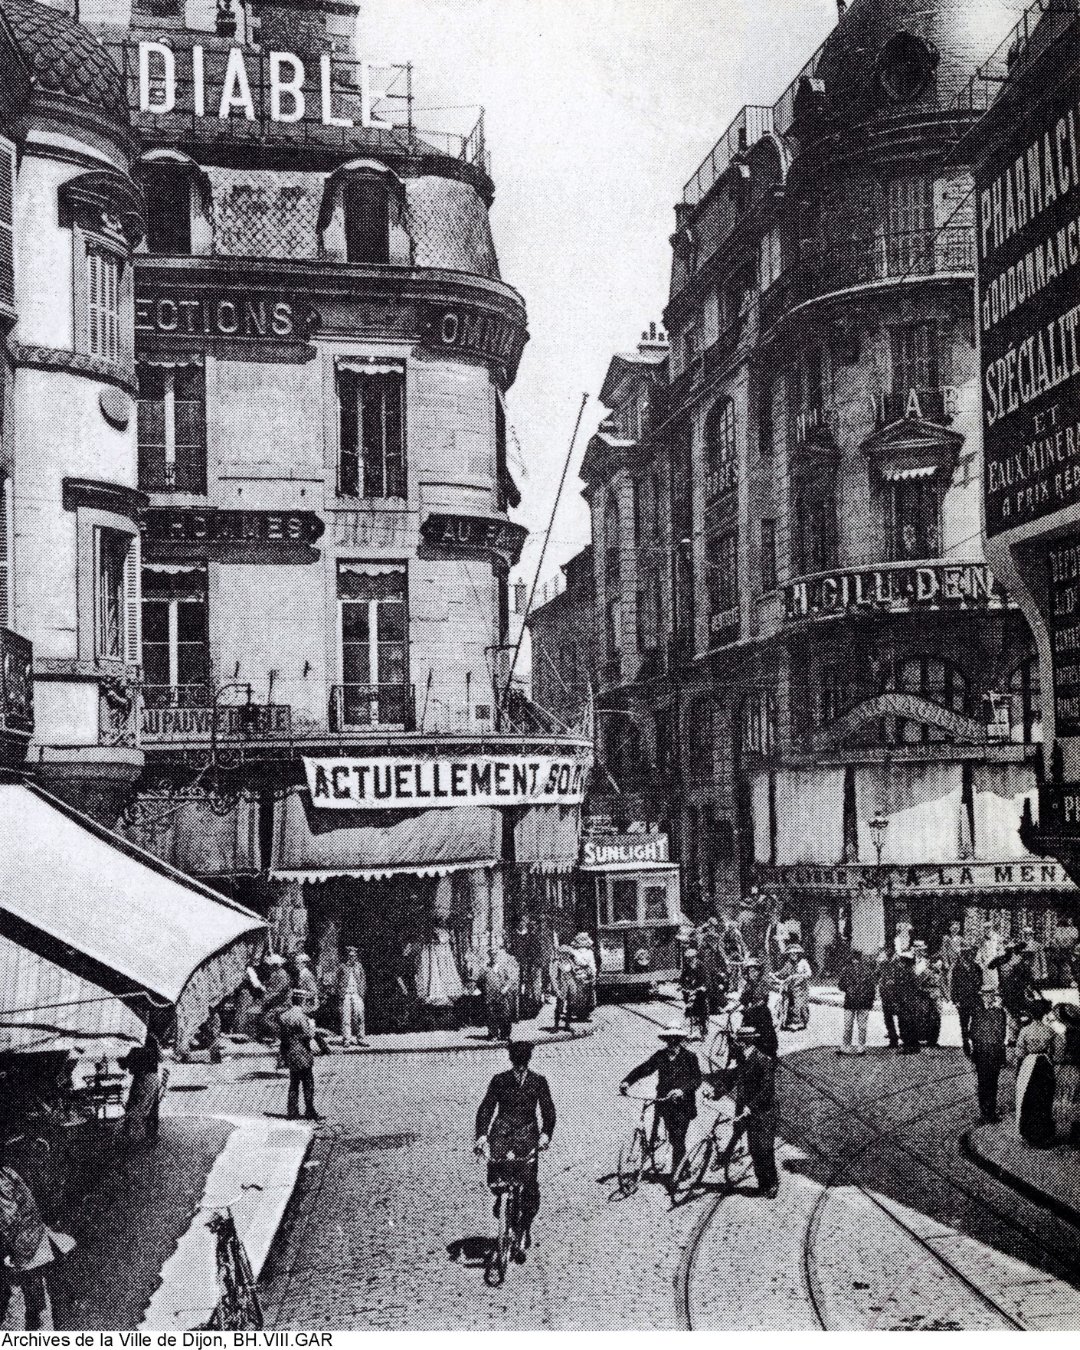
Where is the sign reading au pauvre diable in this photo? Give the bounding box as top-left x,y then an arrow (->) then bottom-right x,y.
304,754 -> 589,809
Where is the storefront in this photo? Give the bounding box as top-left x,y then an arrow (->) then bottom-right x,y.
579,833 -> 684,989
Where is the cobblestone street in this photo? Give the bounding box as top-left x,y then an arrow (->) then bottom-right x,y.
158,1000 -> 1080,1330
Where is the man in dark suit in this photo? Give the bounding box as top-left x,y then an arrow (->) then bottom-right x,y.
475,1039 -> 556,1255
726,1023 -> 780,1197
970,984 -> 1008,1122
620,1028 -> 702,1179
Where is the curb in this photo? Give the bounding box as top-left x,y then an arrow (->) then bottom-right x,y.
959,1127 -> 1080,1229
189,1024 -> 597,1064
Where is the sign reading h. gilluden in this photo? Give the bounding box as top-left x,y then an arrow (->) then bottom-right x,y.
304,755 -> 588,809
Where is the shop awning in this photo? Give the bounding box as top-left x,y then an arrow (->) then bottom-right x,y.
580,861 -> 679,874
270,790 -> 500,882
0,784 -> 265,1047
119,793 -> 261,877
514,806 -> 581,874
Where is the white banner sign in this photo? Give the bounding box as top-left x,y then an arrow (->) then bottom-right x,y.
304,755 -> 588,809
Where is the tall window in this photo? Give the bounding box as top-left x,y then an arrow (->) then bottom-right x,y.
0,473 -> 10,630
604,492 -> 621,590
706,530 -> 738,628
142,566 -> 209,702
883,173 -> 933,274
337,564 -> 408,727
793,485 -> 838,575
87,247 -> 121,364
344,176 -> 391,264
760,226 -> 782,289
891,322 -> 941,401
742,689 -> 778,754
760,518 -> 777,592
137,362 -> 207,492
887,655 -> 968,745
338,368 -> 406,500
631,479 -> 643,548
687,695 -> 715,780
648,469 -> 661,539
704,397 -> 737,502
605,596 -> 621,659
887,475 -> 941,560
95,528 -> 138,662
143,165 -> 192,255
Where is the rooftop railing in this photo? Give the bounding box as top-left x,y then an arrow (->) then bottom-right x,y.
681,105 -> 773,207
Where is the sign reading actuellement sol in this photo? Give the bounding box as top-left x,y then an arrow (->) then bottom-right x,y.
304,756 -> 588,809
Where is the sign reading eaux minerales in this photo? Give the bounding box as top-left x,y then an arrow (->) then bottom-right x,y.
304,755 -> 588,809
978,68 -> 1080,534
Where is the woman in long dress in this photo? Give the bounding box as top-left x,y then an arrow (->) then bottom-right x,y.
1052,1003 -> 1080,1147
1014,1005 -> 1059,1147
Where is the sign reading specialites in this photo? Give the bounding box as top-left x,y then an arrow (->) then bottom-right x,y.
420,512 -> 528,567
304,755 -> 588,809
978,68 -> 1080,534
1046,531 -> 1080,735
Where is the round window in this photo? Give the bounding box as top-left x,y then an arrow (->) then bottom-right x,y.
878,32 -> 938,103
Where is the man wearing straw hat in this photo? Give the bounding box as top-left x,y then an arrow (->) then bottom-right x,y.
620,1023 -> 702,1179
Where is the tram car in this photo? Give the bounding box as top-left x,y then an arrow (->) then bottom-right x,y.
579,832 -> 684,995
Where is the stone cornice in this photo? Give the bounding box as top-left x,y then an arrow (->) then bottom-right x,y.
8,343 -> 138,396
62,478 -> 148,522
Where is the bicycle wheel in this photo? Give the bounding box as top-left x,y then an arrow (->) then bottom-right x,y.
648,1115 -> 672,1181
485,1194 -> 509,1286
617,1127 -> 646,1196
671,1137 -> 712,1205
724,1133 -> 755,1191
707,1026 -> 732,1077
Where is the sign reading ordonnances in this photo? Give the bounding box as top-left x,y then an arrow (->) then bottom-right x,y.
304,755 -> 588,809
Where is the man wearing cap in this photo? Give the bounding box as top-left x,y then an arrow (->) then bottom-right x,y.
950,944 -> 982,1057
620,1027 -> 702,1179
279,989 -> 328,1121
725,1024 -> 780,1198
475,1040 -> 556,1256
969,984 -> 1008,1122
780,942 -> 812,1032
740,955 -> 770,1010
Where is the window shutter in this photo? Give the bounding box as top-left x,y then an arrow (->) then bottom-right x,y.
124,533 -> 141,666
0,139 -> 14,315
0,475 -> 10,630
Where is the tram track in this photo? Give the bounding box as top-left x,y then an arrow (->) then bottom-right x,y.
618,1001 -> 1074,1330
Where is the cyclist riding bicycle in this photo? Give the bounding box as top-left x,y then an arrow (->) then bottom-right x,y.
475,1039 -> 555,1259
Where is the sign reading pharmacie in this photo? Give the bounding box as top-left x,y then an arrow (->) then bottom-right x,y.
977,66 -> 1080,535
581,834 -> 670,868
420,512 -> 528,568
304,754 -> 588,810
759,861 -> 1073,892
784,560 -> 1007,623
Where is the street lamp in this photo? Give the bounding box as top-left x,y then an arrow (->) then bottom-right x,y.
868,811 -> 888,870
867,811 -> 894,950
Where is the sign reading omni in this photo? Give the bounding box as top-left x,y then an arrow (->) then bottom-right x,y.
304,755 -> 588,809
784,562 -> 1007,622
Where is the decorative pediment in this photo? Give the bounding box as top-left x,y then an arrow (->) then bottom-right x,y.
59,169 -> 145,250
806,691 -> 987,753
862,416 -> 964,482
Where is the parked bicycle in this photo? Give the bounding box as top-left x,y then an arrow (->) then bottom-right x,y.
616,1096 -> 672,1197
481,1145 -> 539,1286
200,1186 -> 263,1329
670,1099 -> 754,1204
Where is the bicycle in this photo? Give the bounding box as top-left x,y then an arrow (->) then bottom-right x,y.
705,998 -> 744,1076
480,1145 -> 539,1287
616,1096 -> 673,1196
199,1185 -> 264,1329
670,1099 -> 754,1204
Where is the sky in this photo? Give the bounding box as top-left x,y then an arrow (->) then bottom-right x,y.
359,0 -> 841,594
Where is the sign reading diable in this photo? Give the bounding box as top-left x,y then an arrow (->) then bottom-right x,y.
978,69 -> 1080,534
784,561 -> 1007,622
304,755 -> 588,809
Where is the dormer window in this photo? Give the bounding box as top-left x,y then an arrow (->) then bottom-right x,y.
138,153 -> 213,257
344,175 -> 391,264
318,161 -> 410,265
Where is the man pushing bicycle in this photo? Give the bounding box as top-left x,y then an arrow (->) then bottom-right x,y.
475,1039 -> 556,1259
620,1025 -> 702,1180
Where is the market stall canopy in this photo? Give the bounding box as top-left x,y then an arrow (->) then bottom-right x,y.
0,784 -> 265,1046
270,790 -> 500,881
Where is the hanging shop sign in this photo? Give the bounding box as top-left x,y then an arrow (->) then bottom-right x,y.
581,834 -> 669,868
757,861 -> 1072,892
143,508 -> 324,555
978,70 -> 1080,534
135,288 -> 318,344
421,304 -> 528,374
784,561 -> 1007,623
419,512 -> 528,567
1047,530 -> 1080,736
304,754 -> 588,809
141,702 -> 292,744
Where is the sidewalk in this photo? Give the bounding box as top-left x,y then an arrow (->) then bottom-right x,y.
964,1116 -> 1080,1228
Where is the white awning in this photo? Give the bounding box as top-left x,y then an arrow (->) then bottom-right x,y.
270,790 -> 500,882
0,784 -> 265,1047
580,861 -> 680,874
880,463 -> 940,482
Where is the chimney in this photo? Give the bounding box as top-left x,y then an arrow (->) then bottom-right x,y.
837,1 -> 848,16
216,0 -> 237,37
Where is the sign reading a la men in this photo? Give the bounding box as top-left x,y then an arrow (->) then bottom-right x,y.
978,62 -> 1080,534
304,755 -> 587,809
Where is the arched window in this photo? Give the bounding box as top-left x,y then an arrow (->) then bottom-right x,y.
604,492 -> 621,590
687,695 -> 715,779
887,655 -> 968,745
318,161 -> 409,265
704,397 -> 738,502
1007,658 -> 1043,744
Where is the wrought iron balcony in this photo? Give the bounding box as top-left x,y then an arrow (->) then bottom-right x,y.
330,683 -> 416,733
759,226 -> 974,332
138,452 -> 208,495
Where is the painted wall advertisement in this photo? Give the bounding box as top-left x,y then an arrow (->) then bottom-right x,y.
1046,532 -> 1080,735
978,69 -> 1080,534
304,754 -> 588,809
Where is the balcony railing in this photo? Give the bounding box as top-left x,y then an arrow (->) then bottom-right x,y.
142,683 -> 215,710
330,684 -> 415,732
759,226 -> 974,332
138,453 -> 208,495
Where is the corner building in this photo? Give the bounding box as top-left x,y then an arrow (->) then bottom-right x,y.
85,1 -> 587,1025
586,0 -> 1076,965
